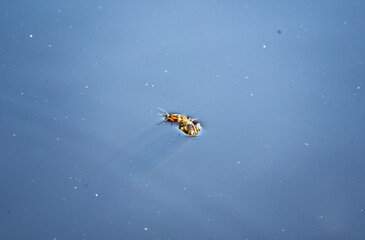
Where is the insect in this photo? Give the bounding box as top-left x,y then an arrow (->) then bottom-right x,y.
157,107 -> 202,136
157,107 -> 189,125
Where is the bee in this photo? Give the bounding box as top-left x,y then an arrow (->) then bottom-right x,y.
157,107 -> 189,125
178,119 -> 202,136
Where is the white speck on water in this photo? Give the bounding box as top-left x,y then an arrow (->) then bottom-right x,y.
151,84 -> 154,88
263,44 -> 267,49
145,83 -> 148,86
56,137 -> 59,141
48,44 -> 52,48
13,133 -> 16,137
95,193 -> 98,197
74,186 -> 77,190
144,227 -> 148,231
29,34 -> 33,38
319,216 -> 324,219
237,161 -> 241,164
357,86 -> 360,89
85,85 -> 88,89
244,76 -> 248,79
304,142 -> 309,146
20,92 -> 24,95
164,70 -> 168,73
281,229 -> 285,232
250,93 -> 254,96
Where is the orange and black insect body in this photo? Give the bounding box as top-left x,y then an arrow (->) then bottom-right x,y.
158,107 -> 202,136
157,107 -> 189,125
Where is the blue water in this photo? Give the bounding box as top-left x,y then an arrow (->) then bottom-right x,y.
1,1 -> 365,239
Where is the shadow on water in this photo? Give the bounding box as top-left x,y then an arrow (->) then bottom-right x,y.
103,123 -> 190,185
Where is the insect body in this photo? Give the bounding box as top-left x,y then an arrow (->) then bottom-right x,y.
157,107 -> 189,124
157,107 -> 202,136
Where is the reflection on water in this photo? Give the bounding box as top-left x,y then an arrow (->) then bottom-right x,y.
105,125 -> 190,184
